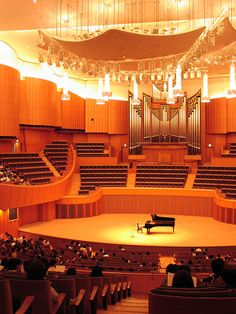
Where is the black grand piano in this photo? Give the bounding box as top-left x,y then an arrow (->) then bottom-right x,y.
143,214 -> 175,234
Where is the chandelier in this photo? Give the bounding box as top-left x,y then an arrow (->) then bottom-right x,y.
227,60 -> 236,98
201,72 -> 210,103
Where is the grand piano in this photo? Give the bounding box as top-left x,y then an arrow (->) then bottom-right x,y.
143,214 -> 176,234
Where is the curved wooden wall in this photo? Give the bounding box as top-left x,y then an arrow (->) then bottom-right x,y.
0,146 -> 76,210
56,188 -> 236,225
0,65 -> 20,137
19,77 -> 61,127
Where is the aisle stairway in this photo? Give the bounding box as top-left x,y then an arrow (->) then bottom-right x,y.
97,294 -> 148,314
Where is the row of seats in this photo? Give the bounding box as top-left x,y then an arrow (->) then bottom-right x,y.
79,165 -> 128,195
44,141 -> 69,174
0,153 -> 54,185
222,142 -> 236,158
1,271 -> 131,314
193,165 -> 236,199
136,165 -> 189,188
76,143 -> 109,157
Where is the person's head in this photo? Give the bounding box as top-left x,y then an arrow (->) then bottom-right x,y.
38,257 -> 49,270
222,263 -> 236,288
166,263 -> 177,274
66,267 -> 77,276
7,258 -> 21,271
27,260 -> 47,280
211,258 -> 225,276
172,269 -> 194,288
1,257 -> 9,268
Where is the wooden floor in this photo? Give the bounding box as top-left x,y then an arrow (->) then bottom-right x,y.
19,214 -> 236,248
97,295 -> 148,314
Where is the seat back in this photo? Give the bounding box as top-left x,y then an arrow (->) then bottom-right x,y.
90,277 -> 103,308
0,279 -> 13,314
49,277 -> 76,304
75,276 -> 92,314
149,289 -> 236,314
9,279 -> 53,314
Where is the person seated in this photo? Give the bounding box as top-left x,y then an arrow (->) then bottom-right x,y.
66,267 -> 77,276
90,260 -> 103,277
27,260 -> 59,303
221,262 -> 236,288
172,269 -> 194,288
201,257 -> 225,287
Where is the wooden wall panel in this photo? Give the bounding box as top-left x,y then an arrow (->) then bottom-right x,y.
62,92 -> 85,130
0,209 -> 19,237
206,98 -> 227,134
39,202 -> 56,221
85,98 -> 108,133
0,65 -> 19,137
19,205 -> 39,226
227,97 -> 236,132
108,100 -> 128,134
20,129 -> 73,152
19,78 -> 60,127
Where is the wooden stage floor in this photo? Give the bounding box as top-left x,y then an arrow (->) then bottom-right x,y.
19,214 -> 236,248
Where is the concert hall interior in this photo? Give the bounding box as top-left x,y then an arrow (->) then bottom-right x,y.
1,1 -> 236,313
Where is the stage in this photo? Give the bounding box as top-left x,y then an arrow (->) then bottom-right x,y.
19,214 -> 236,248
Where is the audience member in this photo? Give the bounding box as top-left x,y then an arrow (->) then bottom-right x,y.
222,262 -> 236,288
201,257 -> 225,287
172,269 -> 194,288
90,260 -> 103,277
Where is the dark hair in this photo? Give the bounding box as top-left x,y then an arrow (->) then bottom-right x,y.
27,260 -> 47,280
7,258 -> 21,271
166,263 -> 177,274
172,270 -> 194,288
211,258 -> 225,276
222,263 -> 236,288
66,267 -> 77,276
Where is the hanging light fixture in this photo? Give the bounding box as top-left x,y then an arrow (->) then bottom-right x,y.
102,73 -> 112,101
130,77 -> 141,106
174,64 -> 183,96
201,72 -> 210,103
61,74 -> 70,101
96,77 -> 105,105
166,74 -> 175,104
227,60 -> 236,98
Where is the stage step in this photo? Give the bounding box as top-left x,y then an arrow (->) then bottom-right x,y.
97,295 -> 148,314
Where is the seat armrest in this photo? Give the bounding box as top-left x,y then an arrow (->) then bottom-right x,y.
15,296 -> 35,314
75,288 -> 86,306
101,284 -> 109,309
89,286 -> 98,314
52,292 -> 66,314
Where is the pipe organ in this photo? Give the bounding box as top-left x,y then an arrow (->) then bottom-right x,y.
129,89 -> 201,156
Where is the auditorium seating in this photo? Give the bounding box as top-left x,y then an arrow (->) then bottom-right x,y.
0,278 -> 34,314
135,165 -> 189,188
193,165 -> 236,199
9,278 -> 66,314
149,287 -> 236,314
222,143 -> 236,158
44,141 -> 69,174
76,143 -> 109,157
0,153 -> 54,184
79,165 -> 128,194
